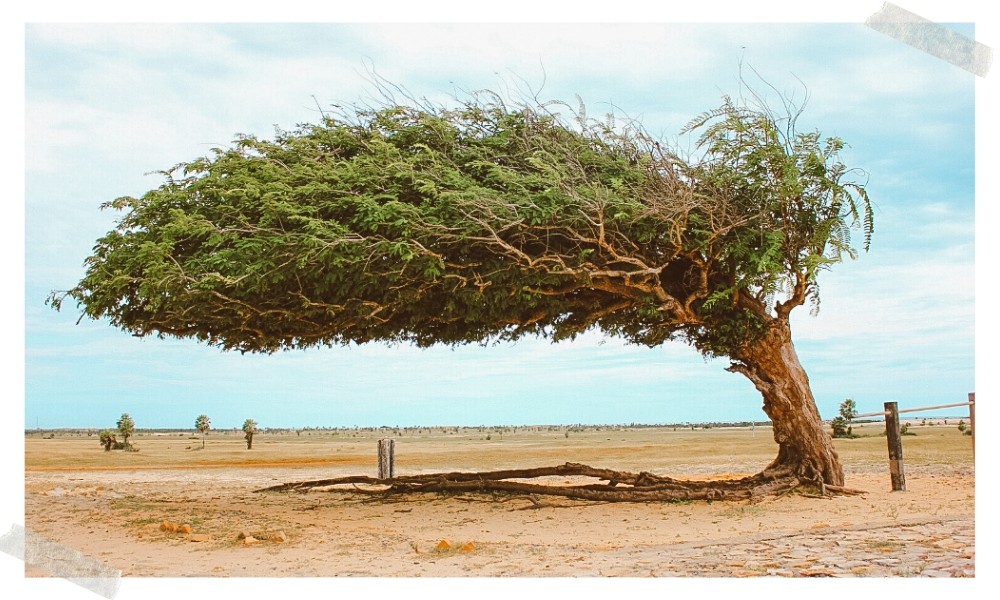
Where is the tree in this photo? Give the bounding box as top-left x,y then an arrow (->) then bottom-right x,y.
50,84 -> 873,498
832,398 -> 858,438
242,418 -> 258,450
98,429 -> 117,452
839,398 -> 857,422
195,414 -> 211,449
117,413 -> 135,451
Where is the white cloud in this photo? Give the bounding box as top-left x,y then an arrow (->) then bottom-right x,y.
30,23 -> 237,58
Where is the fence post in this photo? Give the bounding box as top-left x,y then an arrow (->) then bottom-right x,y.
968,392 -> 975,461
884,402 -> 905,492
377,438 -> 395,480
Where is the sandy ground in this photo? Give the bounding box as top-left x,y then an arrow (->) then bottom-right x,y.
22,425 -> 975,580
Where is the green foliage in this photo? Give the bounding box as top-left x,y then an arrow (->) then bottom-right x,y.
195,414 -> 211,448
98,429 -> 117,451
830,416 -> 851,438
117,413 -> 135,449
839,398 -> 857,421
51,87 -> 872,361
243,418 -> 258,449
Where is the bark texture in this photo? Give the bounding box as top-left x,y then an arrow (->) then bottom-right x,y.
728,319 -> 845,487
257,463 -> 863,502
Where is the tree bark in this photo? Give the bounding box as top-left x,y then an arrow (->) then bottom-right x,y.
728,318 -> 844,487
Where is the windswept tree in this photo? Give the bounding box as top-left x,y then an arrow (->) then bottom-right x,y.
117,413 -> 135,451
51,86 -> 873,498
242,418 -> 258,450
195,414 -> 211,448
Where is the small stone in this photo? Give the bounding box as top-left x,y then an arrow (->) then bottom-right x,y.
188,534 -> 209,543
178,524 -> 193,534
237,530 -> 253,540
436,540 -> 451,550
269,530 -> 288,543
243,536 -> 260,546
459,542 -> 475,552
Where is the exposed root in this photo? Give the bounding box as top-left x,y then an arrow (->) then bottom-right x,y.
255,462 -> 864,502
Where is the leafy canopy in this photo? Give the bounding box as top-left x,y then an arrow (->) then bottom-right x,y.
195,414 -> 211,434
52,89 -> 872,359
117,413 -> 135,439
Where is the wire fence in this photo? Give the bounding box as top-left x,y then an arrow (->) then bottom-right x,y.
860,392 -> 975,491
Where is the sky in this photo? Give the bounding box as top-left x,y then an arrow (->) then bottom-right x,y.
13,4 -> 991,436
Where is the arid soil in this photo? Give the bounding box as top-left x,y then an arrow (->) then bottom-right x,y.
23,423 -> 975,579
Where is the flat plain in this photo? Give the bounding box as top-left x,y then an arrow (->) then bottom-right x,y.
24,420 -> 974,578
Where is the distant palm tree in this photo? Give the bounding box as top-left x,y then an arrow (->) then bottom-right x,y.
117,413 -> 135,450
98,429 -> 117,451
242,418 -> 258,450
195,414 -> 211,449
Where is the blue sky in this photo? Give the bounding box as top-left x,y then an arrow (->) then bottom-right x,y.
15,7 -> 990,433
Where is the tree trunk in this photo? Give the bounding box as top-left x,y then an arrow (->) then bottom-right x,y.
728,318 -> 844,487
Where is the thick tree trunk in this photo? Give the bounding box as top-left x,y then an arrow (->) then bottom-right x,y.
728,318 -> 844,487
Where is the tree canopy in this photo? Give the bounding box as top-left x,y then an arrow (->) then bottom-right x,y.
51,86 -> 876,493
52,91 -> 872,362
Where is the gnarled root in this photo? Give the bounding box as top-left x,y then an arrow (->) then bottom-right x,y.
256,462 -> 865,502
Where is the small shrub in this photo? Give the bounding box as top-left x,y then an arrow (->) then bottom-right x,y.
98,429 -> 117,451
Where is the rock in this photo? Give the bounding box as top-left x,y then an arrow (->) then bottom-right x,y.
242,536 -> 260,546
435,540 -> 451,550
178,524 -> 193,534
269,531 -> 288,543
237,530 -> 254,540
160,521 -> 179,533
459,542 -> 475,553
188,534 -> 209,543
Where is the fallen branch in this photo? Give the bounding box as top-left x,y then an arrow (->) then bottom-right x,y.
254,462 -> 857,503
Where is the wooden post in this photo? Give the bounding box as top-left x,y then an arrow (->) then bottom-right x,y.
968,392 -> 975,461
377,438 -> 395,480
884,402 -> 905,492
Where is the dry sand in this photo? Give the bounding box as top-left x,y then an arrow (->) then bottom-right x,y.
23,422 -> 975,581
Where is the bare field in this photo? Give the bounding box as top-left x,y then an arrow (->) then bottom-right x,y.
24,420 -> 975,578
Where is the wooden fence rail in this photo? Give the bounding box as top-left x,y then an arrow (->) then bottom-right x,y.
854,393 -> 974,491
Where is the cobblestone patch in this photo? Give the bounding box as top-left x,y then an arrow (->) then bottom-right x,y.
628,517 -> 974,577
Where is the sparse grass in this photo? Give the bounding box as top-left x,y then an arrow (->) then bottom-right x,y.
25,421 -> 974,477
